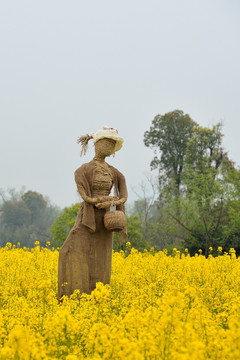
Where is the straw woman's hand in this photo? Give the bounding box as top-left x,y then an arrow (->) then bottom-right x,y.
95,201 -> 112,209
111,197 -> 127,207
95,197 -> 127,209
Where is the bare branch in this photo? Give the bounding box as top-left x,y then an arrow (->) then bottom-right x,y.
166,210 -> 196,236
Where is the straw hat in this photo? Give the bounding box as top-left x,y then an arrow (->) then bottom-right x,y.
92,126 -> 124,153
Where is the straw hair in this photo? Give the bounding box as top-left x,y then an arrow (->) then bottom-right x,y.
77,134 -> 93,156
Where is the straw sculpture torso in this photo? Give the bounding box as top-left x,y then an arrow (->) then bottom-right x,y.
92,161 -> 114,196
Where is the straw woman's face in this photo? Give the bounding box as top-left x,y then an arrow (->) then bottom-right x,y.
95,138 -> 116,157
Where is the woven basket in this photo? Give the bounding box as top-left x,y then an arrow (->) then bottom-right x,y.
104,210 -> 126,232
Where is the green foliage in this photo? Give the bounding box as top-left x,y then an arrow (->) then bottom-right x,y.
128,196 -> 161,249
0,188 -> 61,247
143,113 -> 240,255
127,214 -> 143,240
22,191 -> 47,223
181,124 -> 226,254
162,124 -> 240,255
144,109 -> 197,194
2,201 -> 31,227
50,203 -> 81,248
184,123 -> 224,199
113,214 -> 150,252
0,186 -> 26,206
126,214 -> 150,250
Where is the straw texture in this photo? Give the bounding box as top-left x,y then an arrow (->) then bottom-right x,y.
104,210 -> 126,232
58,155 -> 127,299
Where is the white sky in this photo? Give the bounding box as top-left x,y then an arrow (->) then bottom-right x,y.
0,0 -> 239,208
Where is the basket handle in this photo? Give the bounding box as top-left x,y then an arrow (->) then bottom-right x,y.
105,200 -> 115,212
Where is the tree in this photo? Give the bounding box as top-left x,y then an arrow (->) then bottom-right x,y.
22,191 -> 47,224
113,214 -> 149,252
126,214 -> 150,251
131,175 -> 157,237
166,123 -> 240,255
2,201 -> 31,227
0,186 -> 26,208
143,113 -> 240,255
0,187 -> 61,247
144,110 -> 197,196
50,203 -> 81,247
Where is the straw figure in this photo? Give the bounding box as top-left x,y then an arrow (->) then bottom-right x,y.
58,126 -> 128,299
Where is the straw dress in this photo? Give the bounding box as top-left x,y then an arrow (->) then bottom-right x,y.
58,159 -> 127,298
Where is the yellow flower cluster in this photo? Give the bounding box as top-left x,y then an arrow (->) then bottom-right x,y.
1,244 -> 240,359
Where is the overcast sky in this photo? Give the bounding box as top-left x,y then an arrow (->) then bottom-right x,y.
0,0 -> 239,208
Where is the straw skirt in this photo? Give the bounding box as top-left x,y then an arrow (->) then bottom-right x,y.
58,208 -> 113,298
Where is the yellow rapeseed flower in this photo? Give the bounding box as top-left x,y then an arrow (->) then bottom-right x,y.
0,244 -> 240,359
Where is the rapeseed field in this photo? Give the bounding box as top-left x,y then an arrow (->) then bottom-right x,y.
0,242 -> 240,359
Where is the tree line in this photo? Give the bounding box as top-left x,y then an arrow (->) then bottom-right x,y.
2,109 -> 240,255
0,188 -> 60,247
141,110 -> 240,255
50,109 -> 240,256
